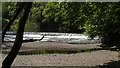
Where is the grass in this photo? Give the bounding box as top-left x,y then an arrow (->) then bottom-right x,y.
2,48 -> 102,55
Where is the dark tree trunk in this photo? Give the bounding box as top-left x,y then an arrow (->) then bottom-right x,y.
2,2 -> 33,68
2,2 -> 25,43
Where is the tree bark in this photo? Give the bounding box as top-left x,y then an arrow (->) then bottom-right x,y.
2,2 -> 33,68
2,2 -> 25,43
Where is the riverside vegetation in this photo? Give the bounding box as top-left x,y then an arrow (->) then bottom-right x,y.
2,2 -> 120,68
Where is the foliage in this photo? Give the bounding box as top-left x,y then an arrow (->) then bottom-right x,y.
2,2 -> 86,33
83,2 -> 120,47
57,2 -> 85,33
2,2 -> 11,28
2,2 -> 120,47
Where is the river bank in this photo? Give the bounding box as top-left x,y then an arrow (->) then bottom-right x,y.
2,41 -> 119,67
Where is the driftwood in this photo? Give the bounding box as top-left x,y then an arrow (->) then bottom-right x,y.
22,35 -> 44,42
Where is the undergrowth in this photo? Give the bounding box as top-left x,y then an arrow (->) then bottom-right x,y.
2,48 -> 101,55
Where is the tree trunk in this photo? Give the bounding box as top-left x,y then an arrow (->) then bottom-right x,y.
2,2 -> 32,68
2,2 -> 25,43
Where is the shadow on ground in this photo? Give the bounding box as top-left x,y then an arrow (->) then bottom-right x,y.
96,60 -> 120,68
97,44 -> 120,51
96,46 -> 120,68
2,44 -> 120,55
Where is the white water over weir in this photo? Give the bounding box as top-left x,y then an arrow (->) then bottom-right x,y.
4,32 -> 100,44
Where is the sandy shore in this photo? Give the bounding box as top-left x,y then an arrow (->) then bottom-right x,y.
2,41 -> 119,66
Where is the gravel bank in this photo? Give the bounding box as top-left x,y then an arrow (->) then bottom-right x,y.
3,41 -> 101,51
2,41 -> 119,66
2,50 -> 118,66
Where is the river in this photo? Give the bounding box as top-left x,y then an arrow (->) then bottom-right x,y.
4,32 -> 100,44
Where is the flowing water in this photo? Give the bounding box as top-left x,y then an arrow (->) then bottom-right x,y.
4,32 -> 100,44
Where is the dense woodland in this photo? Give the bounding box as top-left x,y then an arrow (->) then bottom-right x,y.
2,2 -> 120,46
2,2 -> 119,33
1,2 -> 120,68
0,2 -> 1,31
